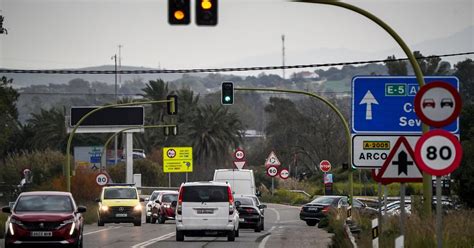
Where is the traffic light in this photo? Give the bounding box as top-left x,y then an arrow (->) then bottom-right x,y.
168,0 -> 190,25
196,0 -> 218,26
167,95 -> 178,115
221,82 -> 234,105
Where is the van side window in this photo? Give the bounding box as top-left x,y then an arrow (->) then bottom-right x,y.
182,186 -> 229,202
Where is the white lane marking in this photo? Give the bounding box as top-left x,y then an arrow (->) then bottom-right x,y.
278,220 -> 300,224
131,232 -> 175,248
258,226 -> 276,248
83,226 -> 122,236
268,203 -> 302,209
268,208 -> 280,223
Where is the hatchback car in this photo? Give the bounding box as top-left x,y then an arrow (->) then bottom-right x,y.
299,195 -> 368,226
235,196 -> 266,232
175,181 -> 239,242
2,191 -> 87,248
96,184 -> 144,226
153,191 -> 178,224
145,190 -> 175,223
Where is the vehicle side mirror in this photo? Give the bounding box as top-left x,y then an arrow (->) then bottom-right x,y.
256,191 -> 261,197
235,201 -> 241,208
139,198 -> 145,202
145,198 -> 149,202
2,206 -> 11,214
171,201 -> 177,208
76,206 -> 87,213
259,204 -> 267,209
155,200 -> 161,204
95,198 -> 101,203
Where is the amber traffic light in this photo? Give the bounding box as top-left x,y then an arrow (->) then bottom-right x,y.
196,0 -> 218,26
168,0 -> 190,25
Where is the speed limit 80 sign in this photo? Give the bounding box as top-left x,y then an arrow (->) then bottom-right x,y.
96,173 -> 109,186
414,130 -> 462,176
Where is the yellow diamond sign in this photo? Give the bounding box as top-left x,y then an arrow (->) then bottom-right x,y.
163,147 -> 193,173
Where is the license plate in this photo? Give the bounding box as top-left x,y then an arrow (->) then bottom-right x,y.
116,213 -> 127,217
31,231 -> 52,237
308,207 -> 318,211
197,209 -> 214,214
239,218 -> 244,222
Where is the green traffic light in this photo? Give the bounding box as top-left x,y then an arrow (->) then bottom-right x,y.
224,96 -> 231,102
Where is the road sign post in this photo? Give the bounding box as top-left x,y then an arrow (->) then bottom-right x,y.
96,173 -> 109,186
233,148 -> 246,170
319,160 -> 331,173
266,165 -> 278,196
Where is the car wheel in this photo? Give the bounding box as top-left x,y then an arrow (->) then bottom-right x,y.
306,220 -> 317,226
235,228 -> 239,237
158,214 -> 165,224
134,219 -> 142,226
146,216 -> 151,223
76,231 -> 84,248
261,219 -> 265,230
227,230 -> 236,241
254,221 -> 261,232
176,230 -> 184,241
98,218 -> 104,226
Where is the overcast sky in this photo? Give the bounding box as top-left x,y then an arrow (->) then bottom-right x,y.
0,0 -> 473,71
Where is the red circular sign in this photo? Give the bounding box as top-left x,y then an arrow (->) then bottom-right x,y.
319,160 -> 331,173
414,81 -> 462,128
279,169 -> 289,179
414,130 -> 462,176
266,166 -> 278,177
96,173 -> 109,186
234,148 -> 245,160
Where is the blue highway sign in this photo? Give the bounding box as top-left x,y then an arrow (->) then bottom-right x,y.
352,76 -> 459,134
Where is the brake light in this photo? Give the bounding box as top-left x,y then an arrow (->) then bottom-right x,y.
322,206 -> 330,214
227,186 -> 234,214
246,208 -> 256,214
177,186 -> 184,215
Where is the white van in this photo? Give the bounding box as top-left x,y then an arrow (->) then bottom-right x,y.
175,181 -> 239,242
213,169 -> 257,196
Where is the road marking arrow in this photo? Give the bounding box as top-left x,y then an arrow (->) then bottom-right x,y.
360,90 -> 378,120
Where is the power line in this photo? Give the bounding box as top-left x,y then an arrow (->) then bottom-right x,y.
1,52 -> 472,75
18,91 -> 352,96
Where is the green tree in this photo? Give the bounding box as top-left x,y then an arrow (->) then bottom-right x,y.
384,51 -> 451,76
0,77 -> 20,156
385,55 -> 408,76
186,105 -> 244,169
27,108 -> 68,151
454,58 -> 474,104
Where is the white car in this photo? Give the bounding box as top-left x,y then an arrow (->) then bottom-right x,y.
175,181 -> 240,242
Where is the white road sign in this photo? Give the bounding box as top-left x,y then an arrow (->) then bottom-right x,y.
414,130 -> 463,176
233,161 -> 246,170
265,151 -> 281,167
234,149 -> 245,160
96,173 -> 109,186
352,135 -> 419,168
279,168 -> 289,179
266,166 -> 278,177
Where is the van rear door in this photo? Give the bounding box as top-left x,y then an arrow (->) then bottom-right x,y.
181,186 -> 230,229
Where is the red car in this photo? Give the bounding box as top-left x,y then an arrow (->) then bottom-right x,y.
2,191 -> 87,248
152,192 -> 178,224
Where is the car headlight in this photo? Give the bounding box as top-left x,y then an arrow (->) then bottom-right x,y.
9,222 -> 15,235
9,218 -> 23,235
163,204 -> 171,208
134,204 -> 142,211
100,205 -> 109,212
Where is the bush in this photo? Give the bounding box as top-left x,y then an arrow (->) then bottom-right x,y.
106,159 -> 167,186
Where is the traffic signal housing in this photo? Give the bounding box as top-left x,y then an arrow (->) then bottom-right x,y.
221,82 -> 234,105
167,95 -> 178,115
168,0 -> 190,25
196,0 -> 218,26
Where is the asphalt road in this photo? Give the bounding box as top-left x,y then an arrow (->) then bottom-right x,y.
82,203 -> 333,248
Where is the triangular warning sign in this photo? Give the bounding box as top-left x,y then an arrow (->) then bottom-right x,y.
265,151 -> 281,167
379,136 -> 423,185
234,161 -> 246,170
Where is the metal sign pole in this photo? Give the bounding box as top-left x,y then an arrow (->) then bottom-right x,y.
186,172 -> 188,182
400,183 -> 406,236
168,173 -> 171,188
436,176 -> 442,248
272,177 -> 275,195
323,172 -> 326,196
378,183 -> 382,229
384,185 -> 388,216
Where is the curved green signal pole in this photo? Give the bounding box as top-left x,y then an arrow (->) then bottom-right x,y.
235,87 -> 353,206
100,124 -> 177,170
66,99 -> 174,192
294,0 -> 430,217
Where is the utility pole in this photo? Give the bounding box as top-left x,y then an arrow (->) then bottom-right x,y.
118,45 -> 123,87
111,54 -> 118,166
281,34 -> 286,79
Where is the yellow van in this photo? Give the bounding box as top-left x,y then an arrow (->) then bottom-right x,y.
96,184 -> 144,226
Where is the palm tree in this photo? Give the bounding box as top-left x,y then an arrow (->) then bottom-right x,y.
142,79 -> 170,124
186,105 -> 244,169
27,108 -> 68,151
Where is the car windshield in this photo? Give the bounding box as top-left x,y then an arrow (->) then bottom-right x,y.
104,188 -> 137,199
162,194 -> 178,203
15,195 -> 73,212
310,196 -> 338,205
235,197 -> 254,206
182,186 -> 229,202
150,192 -> 160,201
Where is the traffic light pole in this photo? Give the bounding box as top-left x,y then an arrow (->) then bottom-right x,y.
65,99 -> 174,192
295,0 -> 430,218
235,87 -> 353,207
100,124 -> 177,170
